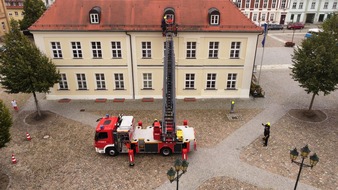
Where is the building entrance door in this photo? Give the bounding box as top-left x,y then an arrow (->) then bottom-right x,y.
279,15 -> 286,24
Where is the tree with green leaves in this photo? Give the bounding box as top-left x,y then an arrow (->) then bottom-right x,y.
0,20 -> 59,117
0,99 -> 12,148
291,14 -> 338,110
20,0 -> 46,31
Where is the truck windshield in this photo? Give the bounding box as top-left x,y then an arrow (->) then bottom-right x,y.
94,132 -> 108,141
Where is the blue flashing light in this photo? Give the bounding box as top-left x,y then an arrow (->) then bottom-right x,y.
100,125 -> 104,130
105,114 -> 109,118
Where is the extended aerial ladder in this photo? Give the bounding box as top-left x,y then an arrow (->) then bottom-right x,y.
161,23 -> 177,142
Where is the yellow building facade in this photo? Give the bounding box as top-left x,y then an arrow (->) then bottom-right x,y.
30,0 -> 262,100
0,0 -> 9,37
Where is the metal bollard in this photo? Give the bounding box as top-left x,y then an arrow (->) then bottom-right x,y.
230,100 -> 235,113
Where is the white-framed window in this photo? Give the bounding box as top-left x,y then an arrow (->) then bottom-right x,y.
227,73 -> 237,89
51,42 -> 62,58
245,0 -> 250,8
333,2 -> 337,9
272,0 -> 277,8
237,0 -> 242,8
76,73 -> 87,90
186,42 -> 196,58
292,2 -> 297,9
143,73 -> 152,89
281,0 -> 286,8
114,73 -> 124,90
90,13 -> 99,23
206,73 -> 216,89
253,14 -> 258,21
8,12 -> 12,16
15,12 -> 18,16
91,42 -> 102,58
261,13 -> 266,21
323,2 -> 329,9
254,0 -> 259,8
311,2 -> 316,9
71,42 -> 82,59
210,15 -> 219,25
270,13 -> 275,21
95,73 -> 106,90
263,0 -> 268,8
185,73 -> 195,89
1,22 -> 5,30
299,2 -> 303,9
230,42 -> 241,59
142,42 -> 151,58
111,41 -> 122,58
59,73 -> 68,90
208,42 -> 219,58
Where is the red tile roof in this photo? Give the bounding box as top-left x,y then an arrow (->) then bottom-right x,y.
29,0 -> 261,33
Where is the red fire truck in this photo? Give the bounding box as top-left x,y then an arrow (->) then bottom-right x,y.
94,16 -> 196,164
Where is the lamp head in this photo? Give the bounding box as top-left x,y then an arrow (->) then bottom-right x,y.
310,153 -> 319,168
300,145 -> 311,158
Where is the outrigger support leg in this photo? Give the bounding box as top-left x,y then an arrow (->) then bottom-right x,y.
128,149 -> 135,166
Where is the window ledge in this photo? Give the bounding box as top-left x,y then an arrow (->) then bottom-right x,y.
76,89 -> 89,91
184,88 -> 196,90
186,57 -> 196,59
205,88 -> 217,90
95,89 -> 107,91
230,57 -> 240,59
225,88 -> 237,90
208,57 -> 218,59
114,89 -> 126,91
53,58 -> 63,59
142,57 -> 152,59
142,88 -> 154,90
73,58 -> 83,59
57,89 -> 69,91
93,57 -> 103,59
112,57 -> 122,59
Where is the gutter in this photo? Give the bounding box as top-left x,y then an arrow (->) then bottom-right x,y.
126,32 -> 135,99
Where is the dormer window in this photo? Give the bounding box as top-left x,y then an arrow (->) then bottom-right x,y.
90,14 -> 99,23
209,8 -> 220,25
89,6 -> 101,24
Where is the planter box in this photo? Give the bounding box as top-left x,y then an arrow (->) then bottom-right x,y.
285,42 -> 295,47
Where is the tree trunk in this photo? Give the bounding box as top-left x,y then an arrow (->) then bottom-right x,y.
308,93 -> 316,111
32,91 -> 41,117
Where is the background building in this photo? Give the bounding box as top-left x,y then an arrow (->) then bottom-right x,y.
29,0 -> 262,100
0,0 -> 9,37
233,0 -> 338,25
44,0 -> 55,8
5,0 -> 24,21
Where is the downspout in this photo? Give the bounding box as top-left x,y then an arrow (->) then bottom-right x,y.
126,32 -> 135,99
250,32 -> 262,96
252,33 -> 262,76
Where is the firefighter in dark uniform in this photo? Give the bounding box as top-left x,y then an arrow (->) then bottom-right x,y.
262,122 -> 270,146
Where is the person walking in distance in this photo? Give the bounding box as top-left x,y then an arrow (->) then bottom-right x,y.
11,99 -> 19,111
262,122 -> 270,146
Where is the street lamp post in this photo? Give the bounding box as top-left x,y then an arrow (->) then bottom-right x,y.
291,28 -> 296,43
167,158 -> 189,190
290,145 -> 319,190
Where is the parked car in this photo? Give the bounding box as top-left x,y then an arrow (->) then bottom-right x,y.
305,28 -> 323,38
287,22 -> 305,29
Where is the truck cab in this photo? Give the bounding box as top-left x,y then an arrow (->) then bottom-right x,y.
94,115 -> 135,156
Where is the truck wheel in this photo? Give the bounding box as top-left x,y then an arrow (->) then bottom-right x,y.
161,147 -> 172,156
106,147 -> 119,156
